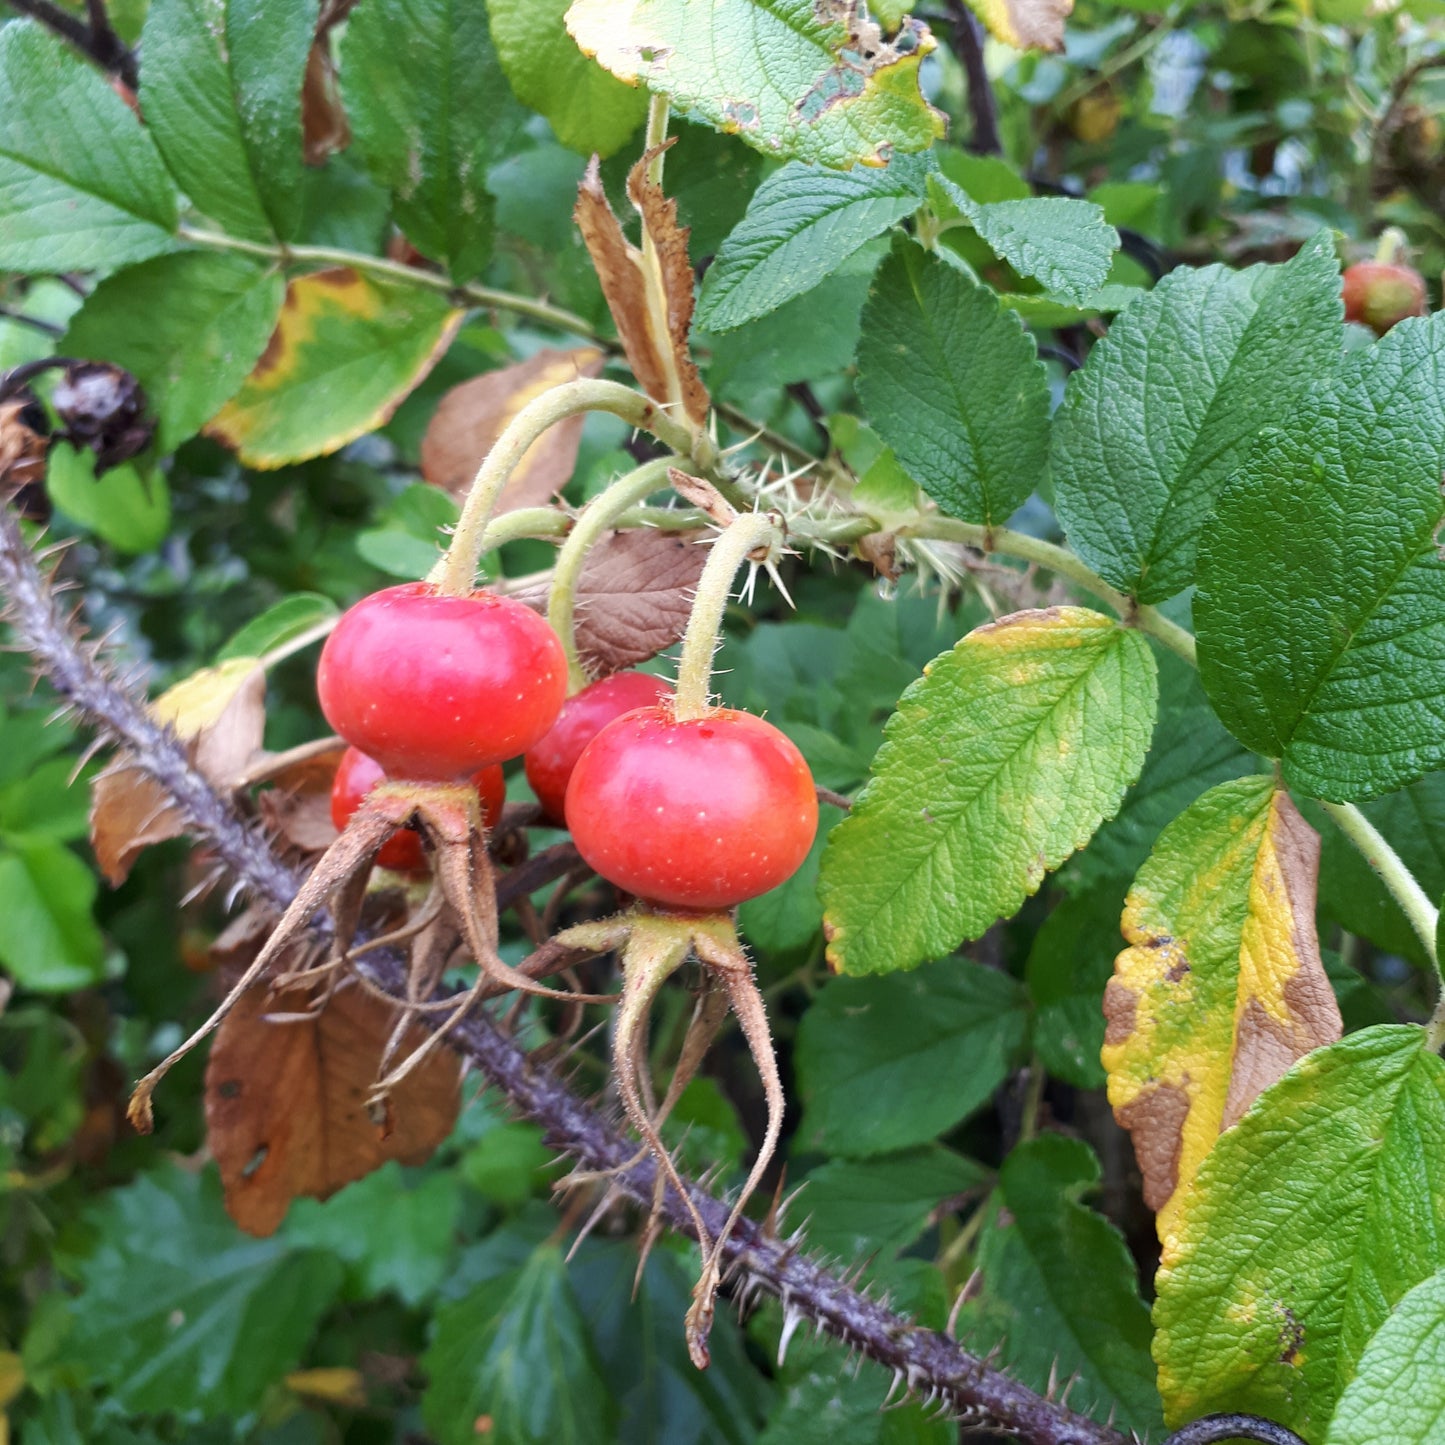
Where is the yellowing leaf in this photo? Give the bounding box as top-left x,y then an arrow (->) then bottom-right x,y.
209,269 -> 463,468
566,0 -> 944,170
967,0 -> 1073,51
1102,776 -> 1341,1242
286,1367 -> 367,1407
420,347 -> 605,506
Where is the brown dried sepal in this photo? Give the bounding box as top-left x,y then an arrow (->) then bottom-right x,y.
574,150 -> 709,429
508,527 -> 707,674
0,396 -> 49,493
421,347 -> 606,507
206,978 -> 462,1235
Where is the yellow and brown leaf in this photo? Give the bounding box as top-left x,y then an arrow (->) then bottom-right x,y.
1102,776 -> 1341,1242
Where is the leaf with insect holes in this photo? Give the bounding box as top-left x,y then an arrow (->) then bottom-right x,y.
490,0 -> 647,158
61,1164 -> 343,1416
1102,776 -> 1341,1240
89,657 -> 265,885
421,348 -> 606,508
819,608 -> 1156,976
965,0 -> 1074,50
64,252 -> 286,453
856,238 -> 1050,528
1327,1270 -> 1445,1445
509,528 -> 709,675
928,176 -> 1119,305
423,1244 -> 618,1445
567,0 -> 944,170
1196,311 -> 1445,802
0,22 -> 178,273
574,154 -> 709,428
696,154 -> 932,332
1154,1026 -> 1445,1436
205,981 -> 461,1237
956,1136 -> 1163,1436
140,0 -> 315,243
343,0 -> 521,282
1052,233 -> 1343,605
208,270 -> 464,468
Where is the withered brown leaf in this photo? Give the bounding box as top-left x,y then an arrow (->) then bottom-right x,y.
256,743 -> 348,856
420,347 -> 606,508
206,979 -> 462,1236
574,150 -> 709,428
509,527 -> 707,675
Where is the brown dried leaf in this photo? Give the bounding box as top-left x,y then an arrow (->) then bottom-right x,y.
510,527 -> 706,674
0,398 -> 48,490
574,153 -> 709,428
90,661 -> 267,886
972,0 -> 1074,52
301,35 -> 351,165
256,743 -> 348,855
420,347 -> 605,508
206,979 -> 461,1236
667,467 -> 733,525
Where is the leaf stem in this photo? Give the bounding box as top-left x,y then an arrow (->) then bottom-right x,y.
673,511 -> 779,721
547,457 -> 676,692
433,379 -> 693,596
175,224 -> 606,341
1321,800 -> 1441,982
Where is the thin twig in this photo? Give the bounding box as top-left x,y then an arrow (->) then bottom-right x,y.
0,504 -> 1131,1445
7,0 -> 138,88
0,306 -> 64,339
945,0 -> 1003,156
1162,1415 -> 1309,1445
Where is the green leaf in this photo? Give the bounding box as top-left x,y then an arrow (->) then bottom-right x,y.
796,958 -> 1029,1156
63,251 -> 285,453
208,270 -> 463,468
1103,776 -> 1342,1239
344,0 -> 519,282
567,0 -> 944,169
820,608 -> 1157,976
1025,885 -> 1123,1090
0,22 -> 178,273
1070,648 -> 1256,891
0,756 -> 93,843
1052,232 -> 1343,604
1327,1269 -> 1445,1445
490,0 -> 647,158
1154,1026 -> 1445,1436
957,1136 -> 1163,1437
62,1165 -> 343,1416
422,1245 -> 618,1445
996,283 -> 1144,324
1197,313 -> 1445,801
856,238 -> 1050,527
284,1163 -> 462,1309
140,0 -> 314,242
930,177 -> 1119,305
800,1148 -> 989,1260
216,593 -> 339,665
760,1352 -> 952,1445
0,837 -> 105,991
570,1242 -> 768,1444
737,803 -> 844,959
696,155 -> 929,331
46,445 -> 170,554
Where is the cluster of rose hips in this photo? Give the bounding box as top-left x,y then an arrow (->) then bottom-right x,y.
317,579 -> 818,912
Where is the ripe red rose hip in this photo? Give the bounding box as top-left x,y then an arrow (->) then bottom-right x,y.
330,746 -> 505,873
524,671 -> 674,823
565,706 -> 818,911
316,583 -> 566,780
1342,260 -> 1428,337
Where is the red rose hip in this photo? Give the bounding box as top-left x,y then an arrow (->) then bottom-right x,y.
316,582 -> 566,779
565,706 -> 818,911
524,671 -> 674,823
330,746 -> 505,873
1342,260 -> 1428,337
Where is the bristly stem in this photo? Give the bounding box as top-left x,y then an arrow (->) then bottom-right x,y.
0,504 -> 1130,1445
547,457 -> 675,692
1161,1414 -> 1309,1445
673,511 -> 779,721
434,379 -> 693,597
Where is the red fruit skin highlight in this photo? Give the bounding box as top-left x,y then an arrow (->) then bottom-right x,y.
316,582 -> 567,780
524,671 -> 674,823
1342,260 -> 1428,337
330,746 -> 505,873
565,706 -> 818,911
